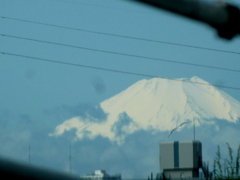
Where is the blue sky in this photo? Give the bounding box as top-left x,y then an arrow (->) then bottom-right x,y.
0,0 -> 240,178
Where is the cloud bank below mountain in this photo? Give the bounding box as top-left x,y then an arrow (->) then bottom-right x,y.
1,94 -> 240,178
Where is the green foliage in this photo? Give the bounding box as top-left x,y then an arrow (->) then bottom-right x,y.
213,145 -> 223,179
226,142 -> 234,178
236,145 -> 240,178
213,143 -> 240,180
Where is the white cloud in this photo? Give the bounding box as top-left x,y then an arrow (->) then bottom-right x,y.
49,117 -> 96,140
49,113 -> 140,145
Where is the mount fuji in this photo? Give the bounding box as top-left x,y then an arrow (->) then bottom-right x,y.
50,76 -> 240,144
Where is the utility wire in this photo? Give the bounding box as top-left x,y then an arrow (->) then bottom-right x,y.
1,16 -> 240,55
1,51 -> 240,91
55,0 -> 240,11
1,34 -> 240,73
53,0 -> 146,13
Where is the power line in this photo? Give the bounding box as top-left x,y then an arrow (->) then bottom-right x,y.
1,34 -> 240,73
1,51 -> 240,91
53,0 -> 147,13
1,16 -> 240,55
56,0 -> 240,11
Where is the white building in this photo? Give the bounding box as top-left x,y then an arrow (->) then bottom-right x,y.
80,170 -> 121,180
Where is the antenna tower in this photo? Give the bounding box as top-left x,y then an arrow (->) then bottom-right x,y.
69,145 -> 72,174
29,144 -> 31,165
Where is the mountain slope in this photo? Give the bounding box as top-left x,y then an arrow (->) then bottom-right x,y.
51,76 -> 240,144
101,76 -> 240,130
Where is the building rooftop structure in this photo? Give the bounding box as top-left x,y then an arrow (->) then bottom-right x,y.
80,170 -> 121,180
159,141 -> 207,180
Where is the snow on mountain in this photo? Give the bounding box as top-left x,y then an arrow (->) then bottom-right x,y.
50,76 -> 240,144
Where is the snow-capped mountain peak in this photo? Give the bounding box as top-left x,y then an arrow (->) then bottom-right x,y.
51,77 -> 240,144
